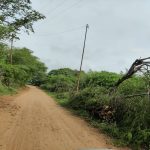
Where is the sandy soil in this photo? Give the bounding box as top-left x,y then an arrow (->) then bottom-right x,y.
0,86 -> 129,150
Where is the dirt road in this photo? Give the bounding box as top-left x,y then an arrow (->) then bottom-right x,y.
0,86 -> 128,150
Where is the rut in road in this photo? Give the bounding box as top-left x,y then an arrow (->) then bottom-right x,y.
0,86 -> 129,150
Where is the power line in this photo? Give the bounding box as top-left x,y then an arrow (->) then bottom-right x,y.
46,0 -> 67,15
47,0 -> 83,25
34,25 -> 85,37
40,0 -> 56,12
39,0 -> 69,21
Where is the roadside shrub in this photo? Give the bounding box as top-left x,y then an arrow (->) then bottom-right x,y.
41,68 -> 79,92
67,71 -> 150,149
0,45 -> 47,92
43,68 -> 150,149
69,91 -> 150,149
0,63 -> 29,87
117,77 -> 146,95
48,75 -> 75,92
81,71 -> 120,89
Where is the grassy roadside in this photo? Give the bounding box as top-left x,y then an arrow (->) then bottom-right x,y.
46,91 -> 129,148
0,84 -> 28,96
0,84 -> 18,96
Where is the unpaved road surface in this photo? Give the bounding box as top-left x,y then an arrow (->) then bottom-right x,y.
0,86 -> 129,150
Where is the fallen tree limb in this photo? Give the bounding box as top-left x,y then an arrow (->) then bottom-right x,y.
114,57 -> 150,88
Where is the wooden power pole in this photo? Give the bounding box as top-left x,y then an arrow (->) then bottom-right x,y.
76,24 -> 89,92
10,34 -> 14,64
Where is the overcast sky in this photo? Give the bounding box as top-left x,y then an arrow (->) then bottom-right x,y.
15,0 -> 150,72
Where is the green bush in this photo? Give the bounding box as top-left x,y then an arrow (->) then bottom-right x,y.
0,63 -> 30,87
41,68 -> 79,92
42,68 -> 150,149
0,43 -> 47,93
67,71 -> 150,149
81,71 -> 120,89
0,83 -> 16,95
117,77 -> 146,95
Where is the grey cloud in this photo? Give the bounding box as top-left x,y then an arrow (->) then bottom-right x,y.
15,0 -> 150,72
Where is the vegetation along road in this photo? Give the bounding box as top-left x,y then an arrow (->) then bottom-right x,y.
0,86 -> 129,150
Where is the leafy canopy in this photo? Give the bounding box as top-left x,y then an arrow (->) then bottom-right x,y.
0,0 -> 45,40
0,43 -> 47,87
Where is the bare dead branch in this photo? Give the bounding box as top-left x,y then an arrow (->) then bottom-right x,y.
114,57 -> 150,89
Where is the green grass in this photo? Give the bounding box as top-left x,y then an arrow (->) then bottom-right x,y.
0,83 -> 27,96
0,84 -> 18,96
47,92 -> 70,106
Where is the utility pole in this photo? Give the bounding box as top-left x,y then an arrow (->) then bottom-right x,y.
146,66 -> 150,101
10,34 -> 14,64
76,24 -> 89,92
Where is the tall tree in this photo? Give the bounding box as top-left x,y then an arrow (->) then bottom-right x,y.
0,0 -> 45,63
0,0 -> 45,39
